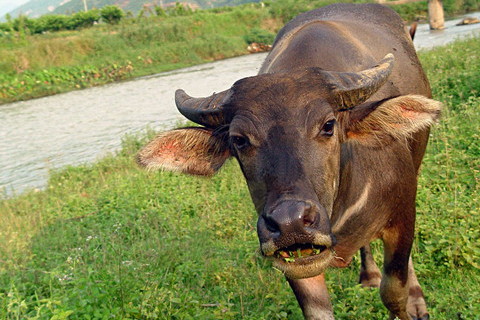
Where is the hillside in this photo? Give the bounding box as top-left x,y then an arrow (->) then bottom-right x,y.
7,0 -> 261,18
6,0 -> 60,18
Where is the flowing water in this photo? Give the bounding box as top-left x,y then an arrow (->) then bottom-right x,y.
1,13 -> 479,196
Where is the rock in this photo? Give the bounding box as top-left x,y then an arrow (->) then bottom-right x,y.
247,42 -> 272,53
456,17 -> 480,26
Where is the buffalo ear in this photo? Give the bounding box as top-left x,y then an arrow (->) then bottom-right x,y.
344,95 -> 442,146
137,127 -> 231,176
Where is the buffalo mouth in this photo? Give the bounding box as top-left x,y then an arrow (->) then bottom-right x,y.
275,244 -> 327,262
266,242 -> 335,279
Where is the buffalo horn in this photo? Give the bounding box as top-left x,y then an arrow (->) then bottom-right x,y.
325,53 -> 395,110
175,89 -> 231,128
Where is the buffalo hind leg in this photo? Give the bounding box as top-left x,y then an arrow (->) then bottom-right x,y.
359,244 -> 382,288
287,274 -> 334,320
406,257 -> 429,320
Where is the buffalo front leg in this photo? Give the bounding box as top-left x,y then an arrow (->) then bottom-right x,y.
359,244 -> 382,288
380,224 -> 414,320
406,257 -> 429,320
287,274 -> 334,320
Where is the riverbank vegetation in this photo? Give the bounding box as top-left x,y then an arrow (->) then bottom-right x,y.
0,36 -> 479,319
1,0 -> 479,105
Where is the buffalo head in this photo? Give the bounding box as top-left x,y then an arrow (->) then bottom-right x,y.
137,54 -> 440,279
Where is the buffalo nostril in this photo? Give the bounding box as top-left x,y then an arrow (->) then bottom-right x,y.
303,215 -> 315,227
264,216 -> 280,234
302,203 -> 317,227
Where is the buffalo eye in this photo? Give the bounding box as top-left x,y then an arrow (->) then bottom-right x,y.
230,135 -> 250,150
320,119 -> 336,136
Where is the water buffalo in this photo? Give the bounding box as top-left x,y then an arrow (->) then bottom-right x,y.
137,3 -> 441,319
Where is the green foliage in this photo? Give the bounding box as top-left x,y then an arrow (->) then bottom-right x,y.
387,1 -> 428,21
266,0 -> 345,23
154,5 -> 167,17
36,14 -> 71,32
70,10 -> 101,29
0,22 -> 11,32
443,0 -> 480,14
167,2 -> 194,16
0,62 -> 134,102
100,5 -> 125,25
244,27 -> 276,44
0,38 -> 479,319
4,10 -> 100,35
11,15 -> 37,34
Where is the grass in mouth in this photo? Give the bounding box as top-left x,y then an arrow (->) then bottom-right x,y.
276,244 -> 327,262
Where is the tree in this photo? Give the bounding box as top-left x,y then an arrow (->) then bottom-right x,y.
36,14 -> 70,32
70,9 -> 100,29
100,5 -> 125,25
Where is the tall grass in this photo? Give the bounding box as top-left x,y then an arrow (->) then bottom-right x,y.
0,37 -> 478,319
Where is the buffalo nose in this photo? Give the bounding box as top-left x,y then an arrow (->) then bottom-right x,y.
264,200 -> 319,236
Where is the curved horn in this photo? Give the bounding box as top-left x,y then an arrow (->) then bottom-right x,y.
324,54 -> 395,110
175,89 -> 231,128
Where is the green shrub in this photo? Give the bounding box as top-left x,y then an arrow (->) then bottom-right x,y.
154,5 -> 167,17
388,1 -> 428,21
100,5 -> 125,25
443,0 -> 480,14
0,22 -> 11,32
244,27 -> 275,44
12,15 -> 37,34
167,2 -> 194,16
36,14 -> 71,32
70,10 -> 101,29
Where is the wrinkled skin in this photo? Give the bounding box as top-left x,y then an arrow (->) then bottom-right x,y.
137,4 -> 440,320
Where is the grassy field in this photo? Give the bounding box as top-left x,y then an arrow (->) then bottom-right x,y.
0,35 -> 479,319
1,0 -> 479,105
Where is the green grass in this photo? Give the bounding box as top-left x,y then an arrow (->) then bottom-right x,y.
0,37 -> 479,319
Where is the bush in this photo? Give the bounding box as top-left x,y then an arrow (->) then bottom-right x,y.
36,14 -> 70,32
0,22 -> 11,32
443,0 -> 480,14
167,3 -> 194,16
100,5 -> 125,25
154,5 -> 167,17
70,10 -> 100,29
12,15 -> 38,34
244,27 -> 275,44
389,1 -> 428,21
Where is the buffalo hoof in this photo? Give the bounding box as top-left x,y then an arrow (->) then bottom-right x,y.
407,286 -> 428,320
